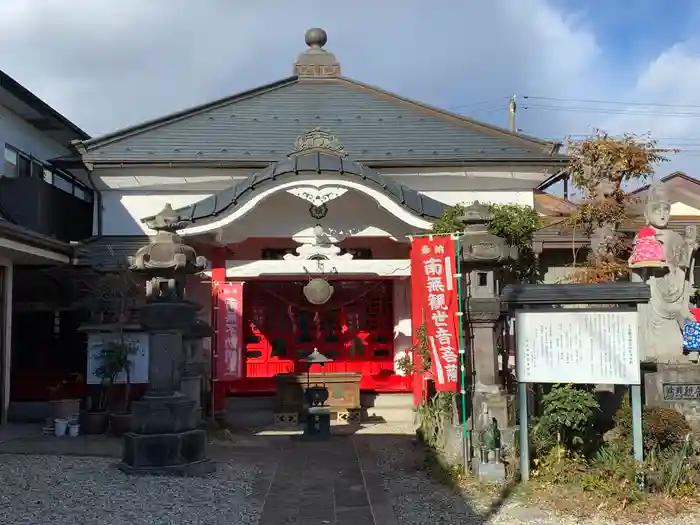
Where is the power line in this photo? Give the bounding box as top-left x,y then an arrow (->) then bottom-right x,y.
523,95 -> 700,110
523,104 -> 700,117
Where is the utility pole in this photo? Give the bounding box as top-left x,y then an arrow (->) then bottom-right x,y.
508,94 -> 517,132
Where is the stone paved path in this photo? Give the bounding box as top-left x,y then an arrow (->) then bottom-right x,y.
256,435 -> 397,525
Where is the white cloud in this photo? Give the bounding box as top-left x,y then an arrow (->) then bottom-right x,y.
0,0 -> 697,175
601,41 -> 700,175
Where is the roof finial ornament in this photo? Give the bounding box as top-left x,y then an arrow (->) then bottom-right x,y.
305,28 -> 328,49
294,28 -> 340,78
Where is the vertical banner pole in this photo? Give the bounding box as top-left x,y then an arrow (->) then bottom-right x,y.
631,384 -> 644,463
515,309 -> 530,481
210,247 -> 227,417
454,235 -> 470,473
518,381 -> 530,481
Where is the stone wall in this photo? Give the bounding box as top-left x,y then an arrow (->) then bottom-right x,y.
644,364 -> 700,430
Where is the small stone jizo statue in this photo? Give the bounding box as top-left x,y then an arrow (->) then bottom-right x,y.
479,417 -> 502,463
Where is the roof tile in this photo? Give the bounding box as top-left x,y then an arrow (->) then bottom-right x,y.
82,79 -> 564,165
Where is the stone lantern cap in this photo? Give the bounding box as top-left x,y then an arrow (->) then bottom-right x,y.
460,201 -> 493,231
129,203 -> 207,276
300,348 -> 334,364
458,201 -> 518,264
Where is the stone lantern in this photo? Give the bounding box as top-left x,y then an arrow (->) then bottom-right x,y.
118,203 -> 214,476
459,202 -> 518,432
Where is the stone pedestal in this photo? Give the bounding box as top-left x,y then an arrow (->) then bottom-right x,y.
472,459 -> 506,484
117,301 -> 214,476
180,373 -> 202,422
121,394 -> 211,476
644,363 -> 700,430
301,406 -> 331,441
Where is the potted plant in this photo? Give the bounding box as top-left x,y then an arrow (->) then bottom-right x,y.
82,366 -> 112,435
48,373 -> 82,425
99,336 -> 137,437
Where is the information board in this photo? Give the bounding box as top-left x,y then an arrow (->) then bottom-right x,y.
515,309 -> 640,385
86,332 -> 149,385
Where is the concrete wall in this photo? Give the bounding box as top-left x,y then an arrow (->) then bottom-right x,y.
94,166 -> 541,237
0,104 -> 69,166
537,249 -> 587,284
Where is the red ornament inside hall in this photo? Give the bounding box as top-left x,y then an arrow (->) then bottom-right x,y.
226,279 -> 409,393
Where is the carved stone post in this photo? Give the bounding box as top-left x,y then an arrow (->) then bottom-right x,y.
181,319 -> 212,421
118,203 -> 214,476
459,202 -> 518,433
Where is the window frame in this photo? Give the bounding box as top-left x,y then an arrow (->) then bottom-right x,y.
3,143 -> 93,202
3,145 -> 19,178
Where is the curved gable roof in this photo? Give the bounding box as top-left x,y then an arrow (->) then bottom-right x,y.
142,150 -> 448,229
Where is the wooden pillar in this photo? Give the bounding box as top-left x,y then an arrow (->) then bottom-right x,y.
210,246 -> 227,416
1,261 -> 12,426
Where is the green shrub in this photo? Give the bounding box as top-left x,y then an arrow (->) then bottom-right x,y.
537,384 -> 600,451
532,446 -> 588,484
416,391 -> 455,449
577,444 -> 645,503
613,393 -> 691,453
644,407 -> 691,451
645,437 -> 700,496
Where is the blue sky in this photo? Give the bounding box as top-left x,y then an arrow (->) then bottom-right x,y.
0,0 -> 699,175
555,0 -> 697,57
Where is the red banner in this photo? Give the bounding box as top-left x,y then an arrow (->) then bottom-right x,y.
215,282 -> 244,381
410,236 -> 460,391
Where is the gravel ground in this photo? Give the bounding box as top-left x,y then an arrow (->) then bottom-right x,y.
368,434 -> 700,525
0,454 -> 263,525
4,426 -> 700,525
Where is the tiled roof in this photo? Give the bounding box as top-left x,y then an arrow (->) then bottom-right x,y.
143,150 -> 449,228
533,190 -> 577,216
0,218 -> 77,256
80,78 -> 566,166
78,235 -> 148,271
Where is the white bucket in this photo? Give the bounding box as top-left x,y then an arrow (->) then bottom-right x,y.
67,423 -> 80,437
54,418 -> 68,437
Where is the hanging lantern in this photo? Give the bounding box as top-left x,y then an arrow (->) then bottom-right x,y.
304,278 -> 334,305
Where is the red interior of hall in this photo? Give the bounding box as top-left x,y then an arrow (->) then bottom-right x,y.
222,279 -> 412,394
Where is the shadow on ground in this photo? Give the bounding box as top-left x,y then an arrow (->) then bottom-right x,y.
0,422 -> 528,525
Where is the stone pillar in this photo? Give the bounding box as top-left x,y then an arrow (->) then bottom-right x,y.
118,203 -> 215,476
469,300 -> 501,393
459,202 -> 518,435
181,319 -> 212,422
467,298 -> 515,431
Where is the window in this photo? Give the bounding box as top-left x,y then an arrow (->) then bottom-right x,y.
18,154 -> 30,178
79,187 -> 93,202
53,173 -> 73,194
477,272 -> 488,287
2,144 -> 94,202
73,185 -> 86,201
31,160 -> 44,179
3,146 -> 18,178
